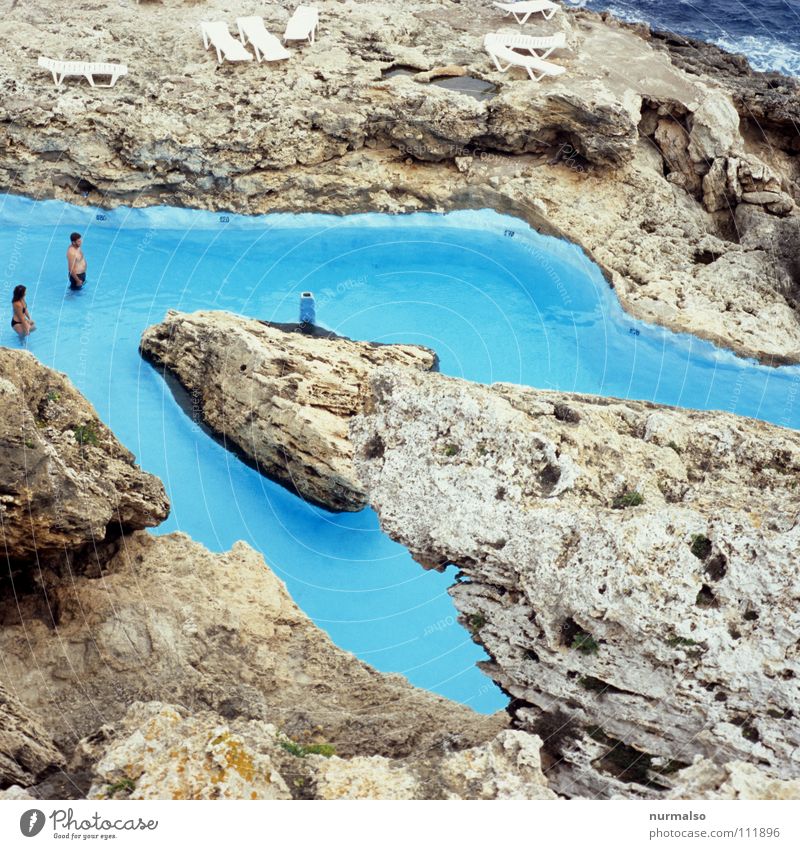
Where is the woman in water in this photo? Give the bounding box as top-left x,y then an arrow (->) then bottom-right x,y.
11,285 -> 35,339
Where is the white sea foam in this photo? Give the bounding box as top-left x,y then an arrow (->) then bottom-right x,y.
712,34 -> 800,76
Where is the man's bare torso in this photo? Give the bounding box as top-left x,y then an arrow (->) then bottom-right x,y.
67,245 -> 86,275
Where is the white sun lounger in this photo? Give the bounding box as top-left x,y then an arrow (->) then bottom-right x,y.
37,57 -> 128,87
485,31 -> 567,61
484,37 -> 566,81
284,5 -> 319,44
200,21 -> 254,63
493,1 -> 560,25
237,16 -> 291,62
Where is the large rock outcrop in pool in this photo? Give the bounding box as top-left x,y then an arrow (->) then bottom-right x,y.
0,348 -> 169,569
139,310 -> 436,511
0,530 -> 505,785
351,367 -> 800,799
2,0 -> 799,365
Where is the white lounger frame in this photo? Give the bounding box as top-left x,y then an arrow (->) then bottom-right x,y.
484,36 -> 566,81
237,16 -> 291,62
493,1 -> 560,25
200,21 -> 254,63
485,31 -> 567,61
38,57 -> 128,87
284,5 -> 319,44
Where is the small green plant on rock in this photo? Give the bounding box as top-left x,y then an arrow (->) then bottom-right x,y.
612,490 -> 644,509
667,441 -> 682,455
24,439 -> 35,449
690,533 -> 712,560
466,613 -> 486,634
571,630 -> 599,655
442,443 -> 459,457
279,737 -> 336,758
46,390 -> 61,403
104,777 -> 135,797
665,635 -> 700,648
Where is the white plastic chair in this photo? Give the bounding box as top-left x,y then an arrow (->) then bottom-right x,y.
284,6 -> 319,44
485,31 -> 567,61
484,36 -> 566,81
493,1 -> 560,25
200,21 -> 254,63
37,57 -> 128,87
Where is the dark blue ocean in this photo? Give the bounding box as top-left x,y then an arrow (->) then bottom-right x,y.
585,0 -> 800,76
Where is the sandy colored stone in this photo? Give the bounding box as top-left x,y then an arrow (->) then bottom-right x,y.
0,681 -> 65,789
87,703 -> 292,800
667,758 -> 800,800
82,702 -> 552,800
351,366 -> 800,798
0,530 -> 505,763
0,1 -> 798,364
0,349 -> 169,566
139,310 -> 436,510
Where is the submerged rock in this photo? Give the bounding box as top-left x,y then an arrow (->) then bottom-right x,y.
140,310 -> 436,511
351,366 -> 800,798
0,349 -> 169,568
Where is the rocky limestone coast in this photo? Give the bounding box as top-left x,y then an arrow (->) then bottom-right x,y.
1,0 -> 799,364
2,0 -> 800,805
351,366 -> 800,798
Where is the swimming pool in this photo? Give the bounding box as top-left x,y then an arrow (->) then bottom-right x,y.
2,193 -> 799,715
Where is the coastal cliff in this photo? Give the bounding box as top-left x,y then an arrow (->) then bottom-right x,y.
351,366 -> 800,798
0,348 -> 169,571
0,0 -> 798,364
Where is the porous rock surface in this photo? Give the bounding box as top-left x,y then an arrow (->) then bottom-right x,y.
666,758 -> 800,801
0,348 -> 169,567
1,1 -> 799,363
139,309 -> 436,510
351,367 -> 800,799
0,530 -> 504,771
83,701 -> 553,801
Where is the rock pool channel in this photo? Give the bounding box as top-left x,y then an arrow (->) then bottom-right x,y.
2,193 -> 799,714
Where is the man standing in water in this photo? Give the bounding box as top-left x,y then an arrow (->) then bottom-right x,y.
67,232 -> 87,290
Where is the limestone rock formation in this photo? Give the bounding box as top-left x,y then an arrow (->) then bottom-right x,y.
351,367 -> 800,799
0,349 -> 169,567
0,681 -> 65,789
83,702 -> 552,800
0,530 -> 505,768
88,703 -> 293,801
139,310 -> 436,510
1,1 -> 799,364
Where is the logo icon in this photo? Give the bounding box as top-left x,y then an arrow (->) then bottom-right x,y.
19,810 -> 46,837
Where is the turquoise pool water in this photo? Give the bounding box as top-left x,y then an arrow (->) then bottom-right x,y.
3,193 -> 799,715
